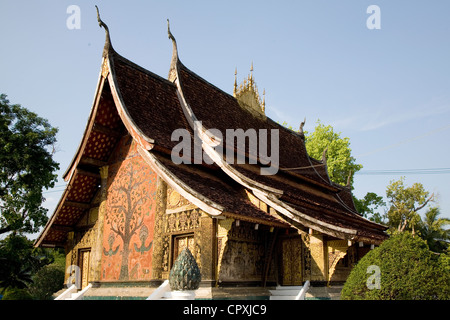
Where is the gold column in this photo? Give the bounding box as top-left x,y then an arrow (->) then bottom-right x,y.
309,231 -> 327,282
90,165 -> 108,283
216,218 -> 234,285
196,213 -> 216,285
64,231 -> 75,284
151,176 -> 167,280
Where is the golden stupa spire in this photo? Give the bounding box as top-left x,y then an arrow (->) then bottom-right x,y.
233,62 -> 266,116
249,61 -> 254,88
262,89 -> 266,112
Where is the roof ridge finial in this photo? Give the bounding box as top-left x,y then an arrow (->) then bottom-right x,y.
95,5 -> 113,57
167,19 -> 178,57
299,117 -> 306,138
167,19 -> 177,44
167,19 -> 179,82
322,146 -> 328,164
346,170 -> 353,188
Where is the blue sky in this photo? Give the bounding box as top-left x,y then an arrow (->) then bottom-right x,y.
1,0 -> 449,235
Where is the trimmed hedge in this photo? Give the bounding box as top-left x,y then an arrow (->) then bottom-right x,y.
341,232 -> 449,300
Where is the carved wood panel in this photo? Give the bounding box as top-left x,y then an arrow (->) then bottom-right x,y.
79,249 -> 90,289
280,236 -> 302,285
172,234 -> 195,267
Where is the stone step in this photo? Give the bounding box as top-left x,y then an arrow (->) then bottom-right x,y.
274,286 -> 304,290
269,286 -> 303,296
269,285 -> 305,300
269,295 -> 298,300
269,289 -> 302,296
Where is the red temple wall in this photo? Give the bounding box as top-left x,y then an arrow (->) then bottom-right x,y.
100,136 -> 157,281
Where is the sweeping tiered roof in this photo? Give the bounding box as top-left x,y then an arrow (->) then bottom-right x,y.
35,14 -> 387,247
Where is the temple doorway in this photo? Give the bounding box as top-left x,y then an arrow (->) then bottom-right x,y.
280,236 -> 302,285
172,233 -> 195,267
78,249 -> 91,289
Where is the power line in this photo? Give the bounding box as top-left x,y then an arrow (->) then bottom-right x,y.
356,168 -> 450,175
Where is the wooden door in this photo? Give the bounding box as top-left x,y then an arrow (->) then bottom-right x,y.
281,237 -> 302,285
79,249 -> 91,289
172,234 -> 195,266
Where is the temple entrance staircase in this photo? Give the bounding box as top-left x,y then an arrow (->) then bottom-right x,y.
54,280 -> 328,300
268,281 -> 310,300
54,283 -> 92,300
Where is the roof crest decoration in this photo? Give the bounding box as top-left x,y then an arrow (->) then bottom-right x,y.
167,19 -> 179,82
95,5 -> 113,57
167,19 -> 178,54
234,63 -> 266,116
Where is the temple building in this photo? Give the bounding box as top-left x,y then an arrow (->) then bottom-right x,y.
34,11 -> 388,299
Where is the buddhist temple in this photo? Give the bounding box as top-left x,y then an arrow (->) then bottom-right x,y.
34,9 -> 388,299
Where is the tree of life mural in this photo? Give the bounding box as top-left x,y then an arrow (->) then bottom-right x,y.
104,155 -> 155,280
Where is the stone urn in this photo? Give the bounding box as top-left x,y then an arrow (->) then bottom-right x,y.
169,248 -> 201,300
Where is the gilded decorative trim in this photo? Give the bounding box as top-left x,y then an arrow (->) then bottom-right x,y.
101,58 -> 110,79
327,240 -> 350,284
215,218 -> 234,285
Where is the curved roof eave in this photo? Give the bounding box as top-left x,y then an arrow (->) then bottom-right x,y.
62,66 -> 106,182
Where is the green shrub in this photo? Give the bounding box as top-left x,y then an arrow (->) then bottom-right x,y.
341,232 -> 449,300
28,265 -> 65,300
2,287 -> 33,300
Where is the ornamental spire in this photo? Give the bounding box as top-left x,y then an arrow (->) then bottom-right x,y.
167,19 -> 179,82
299,117 -> 306,138
262,89 -> 265,112
167,19 -> 178,55
249,61 -> 254,88
95,6 -> 113,57
234,62 -> 266,117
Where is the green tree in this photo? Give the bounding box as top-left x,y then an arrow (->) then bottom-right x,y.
0,234 -> 34,291
1,287 -> 33,300
0,94 -> 59,235
386,177 -> 434,234
304,120 -> 362,187
341,232 -> 449,300
0,233 -> 54,293
353,192 -> 386,223
418,207 -> 450,253
28,264 -> 65,300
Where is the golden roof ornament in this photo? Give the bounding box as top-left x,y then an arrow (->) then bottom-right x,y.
249,62 -> 254,88
234,62 -> 266,118
262,89 -> 265,112
233,68 -> 238,97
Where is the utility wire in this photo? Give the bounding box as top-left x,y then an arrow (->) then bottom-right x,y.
356,168 -> 450,175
